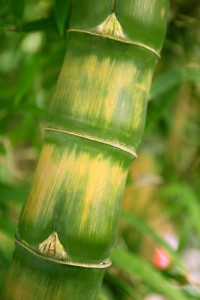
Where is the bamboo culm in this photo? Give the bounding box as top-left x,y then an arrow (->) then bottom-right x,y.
2,1 -> 168,299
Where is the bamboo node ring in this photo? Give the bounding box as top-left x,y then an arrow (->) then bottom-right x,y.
15,236 -> 112,269
45,127 -> 137,158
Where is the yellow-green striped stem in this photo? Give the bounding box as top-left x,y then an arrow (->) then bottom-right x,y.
2,1 -> 168,299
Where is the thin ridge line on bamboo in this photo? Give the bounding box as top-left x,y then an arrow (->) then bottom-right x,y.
68,29 -> 161,59
15,237 -> 112,269
45,127 -> 137,158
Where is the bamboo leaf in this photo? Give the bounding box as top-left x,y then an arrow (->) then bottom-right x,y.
10,0 -> 25,20
0,0 -> 10,15
0,183 -> 28,204
121,211 -> 184,269
145,84 -> 180,134
99,285 -> 115,300
0,231 -> 14,262
14,57 -> 39,106
112,248 -> 188,300
54,0 -> 70,35
0,18 -> 57,33
0,218 -> 16,236
0,251 -> 9,291
21,17 -> 57,33
185,65 -> 200,82
162,184 -> 200,235
149,68 -> 183,100
105,271 -> 141,299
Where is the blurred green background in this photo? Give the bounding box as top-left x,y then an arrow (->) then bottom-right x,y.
0,1 -> 200,299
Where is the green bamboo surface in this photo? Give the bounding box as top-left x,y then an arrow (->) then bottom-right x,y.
2,1 -> 168,299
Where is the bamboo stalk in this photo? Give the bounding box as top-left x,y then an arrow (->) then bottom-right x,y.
2,1 -> 168,299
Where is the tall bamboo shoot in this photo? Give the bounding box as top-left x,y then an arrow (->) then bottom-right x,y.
2,1 -> 168,299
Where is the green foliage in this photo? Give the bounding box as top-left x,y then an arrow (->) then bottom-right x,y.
149,68 -> 183,100
112,248 -> 188,300
10,0 -> 25,21
0,0 -> 200,299
54,0 -> 70,35
121,211 -> 184,269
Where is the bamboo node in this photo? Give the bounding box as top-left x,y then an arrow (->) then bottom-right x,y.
45,127 -> 137,158
67,29 -> 160,58
37,232 -> 68,260
15,237 -> 112,269
96,13 -> 125,39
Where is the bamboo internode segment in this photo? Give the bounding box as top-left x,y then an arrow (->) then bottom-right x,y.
49,32 -> 155,152
18,131 -> 129,263
3,1 -> 168,299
